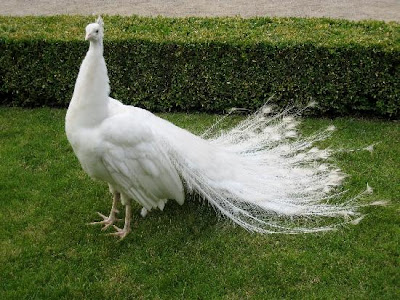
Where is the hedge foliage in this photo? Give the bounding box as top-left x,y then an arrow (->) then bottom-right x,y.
0,16 -> 399,117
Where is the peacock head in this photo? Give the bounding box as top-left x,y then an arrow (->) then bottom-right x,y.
85,16 -> 104,42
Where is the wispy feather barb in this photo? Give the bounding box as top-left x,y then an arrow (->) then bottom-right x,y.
166,103 -> 370,233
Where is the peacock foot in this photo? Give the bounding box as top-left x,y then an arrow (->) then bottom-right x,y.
107,203 -> 132,240
88,211 -> 121,231
109,225 -> 131,240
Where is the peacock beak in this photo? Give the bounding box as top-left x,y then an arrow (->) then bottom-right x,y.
85,33 -> 92,41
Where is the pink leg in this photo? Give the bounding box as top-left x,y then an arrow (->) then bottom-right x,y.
110,202 -> 132,240
88,192 -> 121,230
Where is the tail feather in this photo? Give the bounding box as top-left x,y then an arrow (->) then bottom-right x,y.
163,103 -> 369,233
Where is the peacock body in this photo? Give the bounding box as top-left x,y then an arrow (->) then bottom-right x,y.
66,17 -> 370,239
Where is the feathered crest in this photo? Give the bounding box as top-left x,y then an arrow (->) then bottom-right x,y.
96,16 -> 104,27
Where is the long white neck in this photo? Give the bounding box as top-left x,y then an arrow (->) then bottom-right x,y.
67,39 -> 110,127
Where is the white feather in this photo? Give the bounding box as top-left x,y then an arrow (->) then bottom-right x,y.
364,144 -> 375,153
369,201 -> 388,206
350,215 -> 365,225
366,183 -> 373,194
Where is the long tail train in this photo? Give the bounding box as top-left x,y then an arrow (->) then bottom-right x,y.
162,101 -> 375,233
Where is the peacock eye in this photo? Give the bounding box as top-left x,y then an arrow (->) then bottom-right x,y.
96,30 -> 99,33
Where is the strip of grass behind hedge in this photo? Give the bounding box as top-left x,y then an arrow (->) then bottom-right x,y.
0,16 -> 399,117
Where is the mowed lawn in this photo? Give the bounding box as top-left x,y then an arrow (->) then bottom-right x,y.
0,107 -> 399,299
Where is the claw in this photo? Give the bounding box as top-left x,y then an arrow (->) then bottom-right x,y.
108,225 -> 131,240
89,191 -> 124,235
96,211 -> 107,219
101,221 -> 114,231
107,202 -> 132,240
87,211 -> 120,230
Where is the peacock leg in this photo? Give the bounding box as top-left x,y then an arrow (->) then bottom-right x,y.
110,201 -> 132,240
88,191 -> 121,230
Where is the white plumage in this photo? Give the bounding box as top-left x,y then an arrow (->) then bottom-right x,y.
66,17 -> 369,239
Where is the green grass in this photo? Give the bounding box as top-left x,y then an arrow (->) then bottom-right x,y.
0,108 -> 399,299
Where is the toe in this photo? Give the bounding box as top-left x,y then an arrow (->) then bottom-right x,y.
101,222 -> 112,231
96,212 -> 107,220
108,226 -> 131,240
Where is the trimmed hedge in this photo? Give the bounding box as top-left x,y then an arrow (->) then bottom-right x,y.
0,16 -> 399,117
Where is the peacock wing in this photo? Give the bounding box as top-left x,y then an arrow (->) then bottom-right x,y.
99,113 -> 184,210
